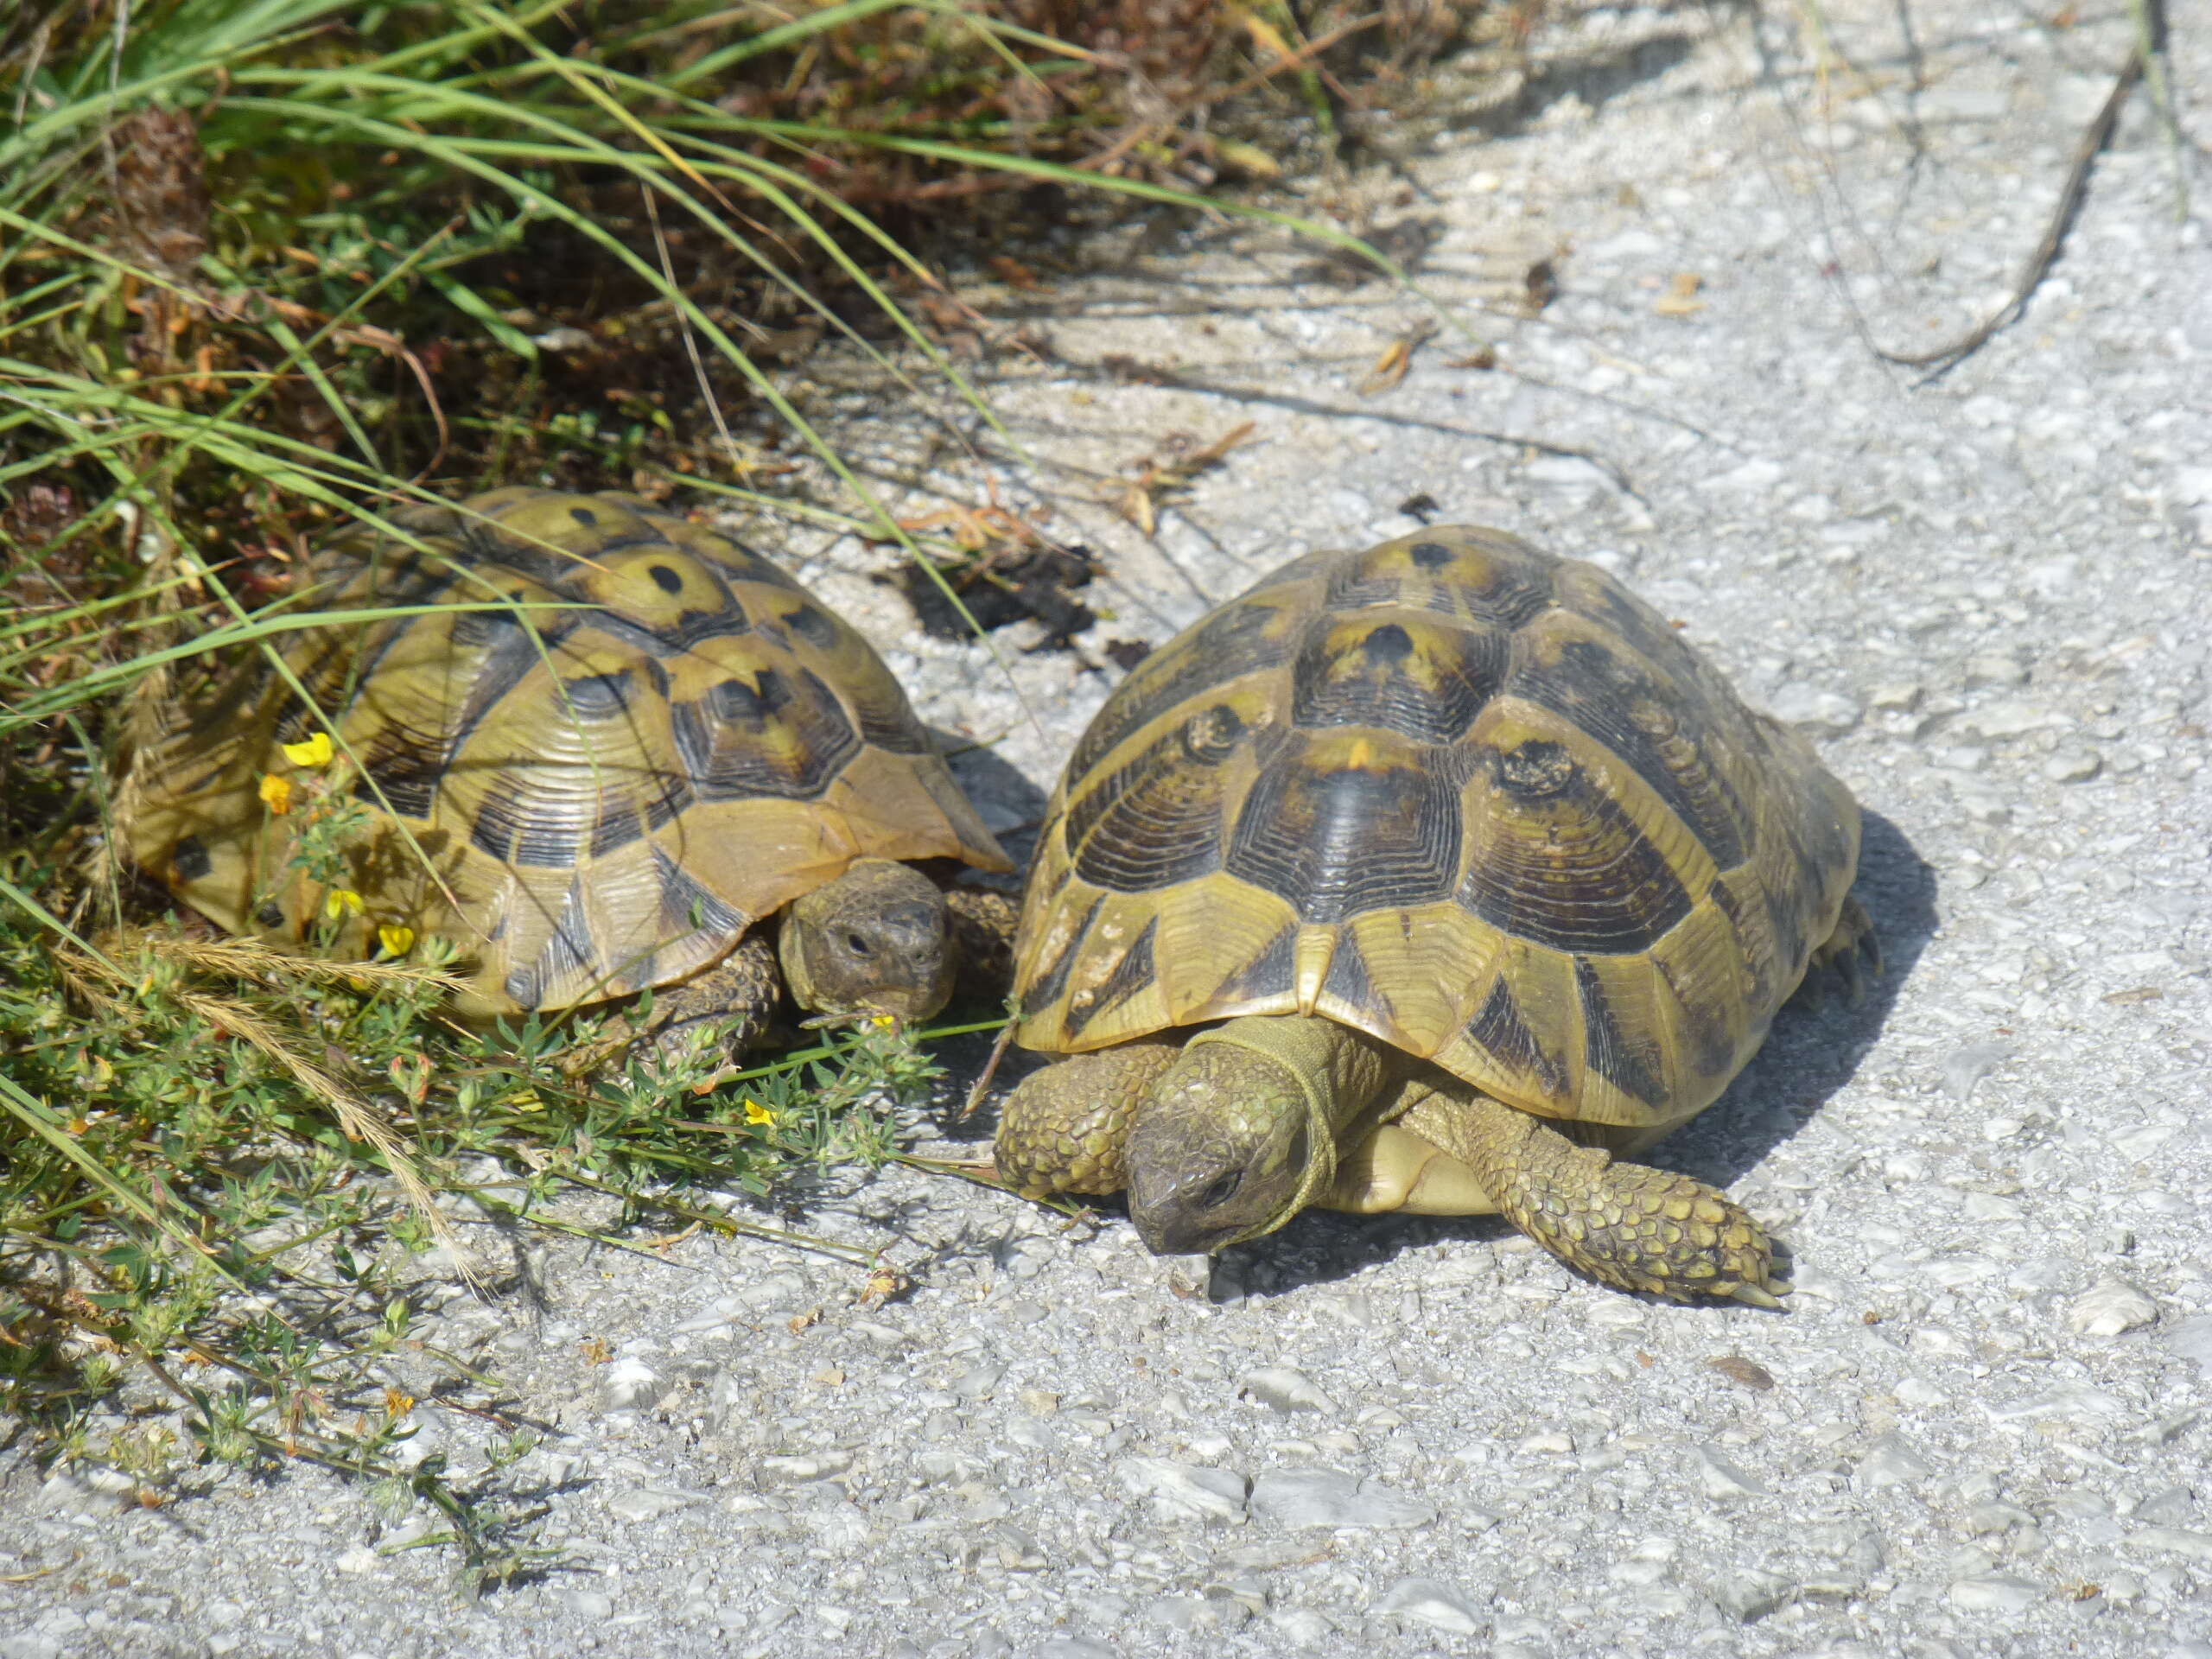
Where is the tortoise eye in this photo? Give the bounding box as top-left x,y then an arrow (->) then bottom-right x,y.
842,930 -> 875,958
1199,1170 -> 1242,1209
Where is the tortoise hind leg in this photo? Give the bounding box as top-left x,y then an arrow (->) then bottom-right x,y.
1382,1089 -> 1780,1306
1796,893 -> 1881,1007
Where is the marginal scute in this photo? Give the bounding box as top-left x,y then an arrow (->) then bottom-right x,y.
123,488 -> 1010,1017
1012,525 -> 1861,1132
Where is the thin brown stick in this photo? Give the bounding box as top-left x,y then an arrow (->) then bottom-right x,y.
960,1018 -> 1017,1122
1876,47 -> 2143,377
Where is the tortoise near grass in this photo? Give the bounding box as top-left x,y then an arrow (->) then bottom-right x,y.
122,489 -> 1017,1052
995,526 -> 1874,1305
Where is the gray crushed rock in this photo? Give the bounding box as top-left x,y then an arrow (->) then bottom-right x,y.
7,2 -> 2212,1656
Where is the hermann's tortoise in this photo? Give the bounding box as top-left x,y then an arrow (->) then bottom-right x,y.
995,527 -> 1873,1304
123,488 -> 1015,1047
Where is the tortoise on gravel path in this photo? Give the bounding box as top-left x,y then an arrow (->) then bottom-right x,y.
994,526 -> 1873,1304
123,489 -> 1015,1048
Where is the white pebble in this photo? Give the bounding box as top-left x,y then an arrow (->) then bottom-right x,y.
2067,1279 -> 2159,1338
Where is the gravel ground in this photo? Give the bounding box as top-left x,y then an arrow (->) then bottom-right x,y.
10,3 -> 2212,1656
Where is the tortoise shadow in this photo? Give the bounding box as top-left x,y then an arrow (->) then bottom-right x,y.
930,723 -> 1049,873
961,807 -> 1937,1302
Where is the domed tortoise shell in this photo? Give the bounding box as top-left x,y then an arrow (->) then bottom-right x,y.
1011,526 -> 1859,1132
127,488 -> 1009,1015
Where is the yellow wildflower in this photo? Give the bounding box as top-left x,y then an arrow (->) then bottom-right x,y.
742,1098 -> 775,1126
257,773 -> 293,815
281,731 -> 334,768
324,888 -> 364,920
375,924 -> 415,958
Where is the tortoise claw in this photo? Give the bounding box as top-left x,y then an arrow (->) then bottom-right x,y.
1725,1281 -> 1787,1311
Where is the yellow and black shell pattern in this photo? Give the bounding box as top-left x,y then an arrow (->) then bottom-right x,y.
1012,526 -> 1860,1131
126,489 -> 1010,1017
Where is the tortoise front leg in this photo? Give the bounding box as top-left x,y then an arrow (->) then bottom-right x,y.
575,931 -> 785,1073
993,1042 -> 1182,1198
944,884 -> 1020,1005
1344,1084 -> 1779,1306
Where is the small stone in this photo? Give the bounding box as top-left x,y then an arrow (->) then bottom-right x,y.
1766,683 -> 1863,735
1856,1434 -> 1935,1491
1239,1366 -> 1336,1414
1709,1567 -> 1795,1622
607,1487 -> 697,1522
1701,458 -> 1787,493
1948,780 -> 2012,824
1040,1640 -> 1118,1659
1249,1469 -> 1436,1530
1374,1576 -> 1486,1636
2044,749 -> 2102,784
1114,1458 -> 1249,1522
2139,1485 -> 2196,1525
1869,682 -> 1925,712
1986,1383 -> 2127,1423
1966,1501 -> 2036,1535
1942,1042 -> 2016,1104
2126,1527 -> 2212,1564
1962,653 -> 2029,690
952,1363 -> 1006,1402
598,1357 -> 666,1412
1144,1595 -> 1248,1633
2067,1279 -> 2159,1337
334,1546 -> 378,1574
562,1588 -> 616,1618
1955,698 -> 2056,741
759,1450 -> 855,1485
1948,1574 -> 2038,1614
1694,1445 -> 1768,1502
1268,1608 -> 1334,1648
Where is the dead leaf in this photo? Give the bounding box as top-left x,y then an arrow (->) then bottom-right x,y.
987,255 -> 1041,290
787,1306 -> 823,1335
1108,421 -> 1258,532
810,1366 -> 844,1388
1522,257 -> 1559,315
859,1266 -> 910,1309
1708,1354 -> 1776,1392
1356,322 -> 1437,397
1654,271 -> 1707,316
1448,345 -> 1498,370
2101,985 -> 2164,1004
1212,138 -> 1281,181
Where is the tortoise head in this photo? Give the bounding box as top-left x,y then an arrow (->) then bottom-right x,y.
1122,1038 -> 1317,1256
779,857 -> 956,1022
